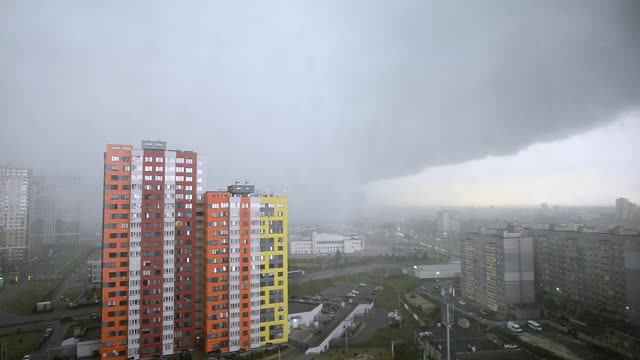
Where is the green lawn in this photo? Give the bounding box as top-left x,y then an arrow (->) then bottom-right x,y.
313,347 -> 391,359
289,278 -> 335,296
61,287 -> 83,303
0,328 -> 43,359
357,275 -> 423,358
63,319 -> 101,339
0,280 -> 57,315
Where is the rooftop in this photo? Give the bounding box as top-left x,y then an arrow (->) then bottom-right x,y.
289,301 -> 321,315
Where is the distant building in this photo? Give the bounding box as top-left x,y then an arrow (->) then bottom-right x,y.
289,230 -> 364,255
436,210 -> 460,236
616,198 -> 638,228
29,176 -> 80,248
0,165 -> 32,267
533,226 -> 640,326
461,224 -> 535,314
87,259 -> 101,285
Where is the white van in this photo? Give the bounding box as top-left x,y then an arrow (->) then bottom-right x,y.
527,320 -> 542,331
507,321 -> 522,333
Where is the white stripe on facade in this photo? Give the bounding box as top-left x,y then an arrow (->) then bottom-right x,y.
128,150 -> 143,359
162,151 -> 176,356
250,197 -> 262,347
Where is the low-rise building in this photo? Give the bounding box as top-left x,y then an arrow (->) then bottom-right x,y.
290,230 -> 364,255
87,259 -> 101,285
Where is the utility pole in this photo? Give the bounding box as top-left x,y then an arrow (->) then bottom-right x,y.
1,339 -> 7,360
441,285 -> 455,360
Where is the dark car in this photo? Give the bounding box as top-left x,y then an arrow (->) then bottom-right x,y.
60,316 -> 73,322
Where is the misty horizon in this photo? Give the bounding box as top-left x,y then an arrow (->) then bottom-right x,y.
2,0 -> 640,229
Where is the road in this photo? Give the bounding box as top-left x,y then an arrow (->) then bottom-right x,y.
290,263 -> 403,283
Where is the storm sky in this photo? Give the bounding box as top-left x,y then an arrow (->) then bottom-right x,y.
1,1 -> 639,227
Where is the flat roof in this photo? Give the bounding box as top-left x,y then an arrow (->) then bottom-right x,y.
289,302 -> 321,315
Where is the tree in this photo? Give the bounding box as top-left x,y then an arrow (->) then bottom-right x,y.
335,250 -> 342,264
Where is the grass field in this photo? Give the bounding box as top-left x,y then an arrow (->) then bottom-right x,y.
289,278 -> 335,296
0,327 -> 44,359
63,319 -> 101,338
61,287 -> 83,303
0,280 -> 57,315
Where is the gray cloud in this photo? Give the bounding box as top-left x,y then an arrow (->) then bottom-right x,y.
1,0 -> 639,225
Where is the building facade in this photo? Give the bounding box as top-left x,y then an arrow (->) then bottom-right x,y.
0,165 -> 32,268
532,227 -> 640,325
202,185 -> 288,354
461,225 -> 535,313
29,176 -> 80,248
289,230 -> 364,255
436,210 -> 460,236
88,259 -> 102,285
101,141 -> 205,359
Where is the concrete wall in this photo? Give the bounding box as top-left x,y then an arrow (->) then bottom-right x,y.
288,303 -> 322,329
305,302 -> 374,355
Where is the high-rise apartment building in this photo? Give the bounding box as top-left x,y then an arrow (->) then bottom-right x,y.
533,226 -> 640,325
461,225 -> 535,314
436,210 -> 460,236
0,165 -> 32,268
29,176 -> 80,248
101,141 -> 205,359
203,184 -> 288,354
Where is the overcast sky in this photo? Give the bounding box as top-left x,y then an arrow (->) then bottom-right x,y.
1,1 -> 639,226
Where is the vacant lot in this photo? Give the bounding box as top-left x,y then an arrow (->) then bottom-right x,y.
0,280 -> 56,314
0,327 -> 44,359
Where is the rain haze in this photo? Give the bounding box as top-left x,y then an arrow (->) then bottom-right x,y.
2,0 -> 640,231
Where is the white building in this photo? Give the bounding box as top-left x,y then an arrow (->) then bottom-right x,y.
290,230 -> 365,255
87,259 -> 101,284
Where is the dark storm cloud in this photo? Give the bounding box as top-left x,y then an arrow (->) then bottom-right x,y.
1,0 -> 639,224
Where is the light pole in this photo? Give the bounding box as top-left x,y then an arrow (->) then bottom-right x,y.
390,340 -> 403,360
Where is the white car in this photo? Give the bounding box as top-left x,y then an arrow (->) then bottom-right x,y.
359,282 -> 367,287
418,331 -> 433,337
387,310 -> 399,318
23,356 -> 32,360
351,290 -> 359,294
504,344 -> 518,349
458,300 -> 466,305
347,293 -> 357,297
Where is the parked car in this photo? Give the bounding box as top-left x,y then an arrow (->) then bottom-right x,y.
458,300 -> 466,305
387,310 -> 399,318
507,321 -> 523,333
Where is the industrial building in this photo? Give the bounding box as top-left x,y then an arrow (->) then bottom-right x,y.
461,225 -> 535,314
289,230 -> 364,255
